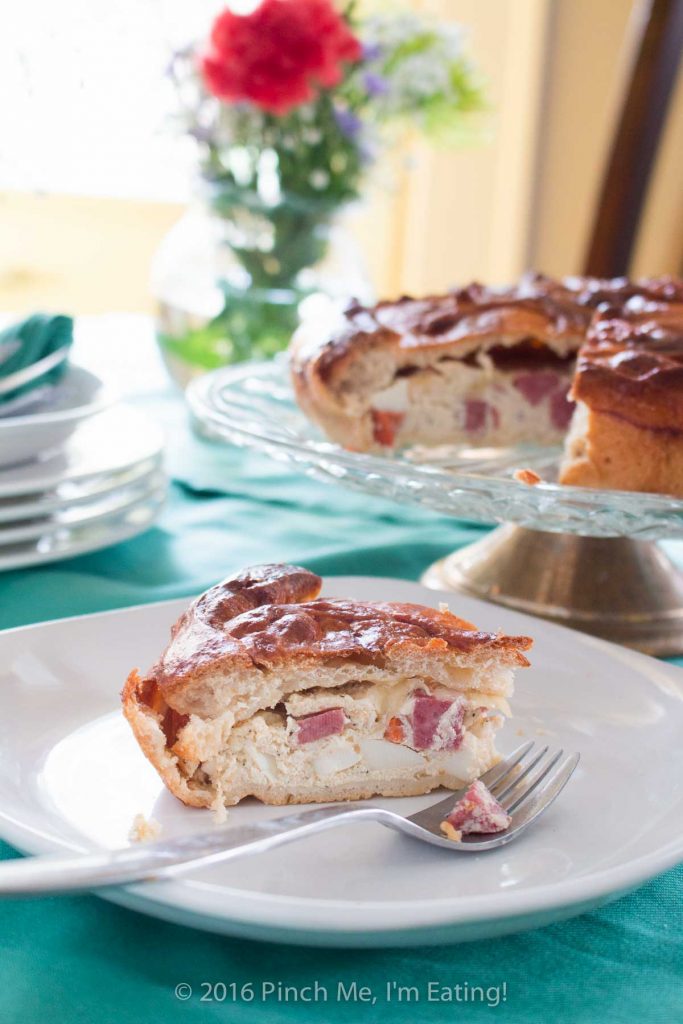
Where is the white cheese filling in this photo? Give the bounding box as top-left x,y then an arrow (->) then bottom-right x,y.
367,360 -> 574,447
197,678 -> 509,792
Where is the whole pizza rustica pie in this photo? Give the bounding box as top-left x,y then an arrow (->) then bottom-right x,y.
290,272 -> 683,497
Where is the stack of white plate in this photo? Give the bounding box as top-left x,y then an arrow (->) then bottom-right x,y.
0,364 -> 166,571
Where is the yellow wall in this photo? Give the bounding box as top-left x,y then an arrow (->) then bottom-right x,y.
1,0 -> 681,315
358,0 -> 683,291
0,192 -> 182,314
532,0 -> 683,277
384,0 -> 551,291
531,0 -> 634,275
632,62 -> 683,277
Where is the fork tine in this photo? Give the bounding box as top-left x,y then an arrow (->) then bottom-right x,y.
508,753 -> 580,830
502,748 -> 565,813
404,741 -> 536,829
403,743 -> 578,845
479,740 -> 535,791
492,745 -> 549,801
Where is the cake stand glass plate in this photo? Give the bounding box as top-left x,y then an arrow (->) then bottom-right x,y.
1,576 -> 682,948
187,361 -> 683,655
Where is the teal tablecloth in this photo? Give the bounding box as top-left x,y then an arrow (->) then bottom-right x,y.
1,369 -> 682,1023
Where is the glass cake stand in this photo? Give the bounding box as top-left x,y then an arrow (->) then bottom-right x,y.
187,359 -> 683,656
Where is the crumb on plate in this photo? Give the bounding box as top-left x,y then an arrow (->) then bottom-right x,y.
211,784 -> 229,824
128,813 -> 162,844
514,468 -> 542,486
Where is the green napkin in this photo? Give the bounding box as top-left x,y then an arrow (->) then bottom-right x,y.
0,313 -> 73,403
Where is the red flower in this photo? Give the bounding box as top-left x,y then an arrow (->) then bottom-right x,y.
200,0 -> 362,115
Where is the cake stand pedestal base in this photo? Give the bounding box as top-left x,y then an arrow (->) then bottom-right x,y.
421,525 -> 683,656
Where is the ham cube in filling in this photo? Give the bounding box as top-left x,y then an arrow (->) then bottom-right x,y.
371,409 -> 405,447
512,370 -> 561,406
294,707 -> 346,745
384,690 -> 466,752
440,779 -> 511,840
465,399 -> 493,433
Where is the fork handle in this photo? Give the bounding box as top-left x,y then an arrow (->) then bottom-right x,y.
0,804 -> 386,898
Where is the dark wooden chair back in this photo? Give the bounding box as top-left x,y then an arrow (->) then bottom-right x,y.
584,0 -> 683,277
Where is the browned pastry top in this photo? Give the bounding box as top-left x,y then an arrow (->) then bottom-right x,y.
560,274 -> 683,309
146,564 -> 532,703
296,274 -> 683,380
572,300 -> 683,431
224,597 -> 532,661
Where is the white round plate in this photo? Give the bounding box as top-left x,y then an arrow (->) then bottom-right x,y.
0,486 -> 165,570
0,365 -> 113,467
0,406 -> 164,498
0,471 -> 166,544
1,576 -> 682,946
0,455 -> 163,524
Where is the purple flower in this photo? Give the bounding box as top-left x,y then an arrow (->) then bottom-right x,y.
362,42 -> 383,62
165,44 -> 194,82
363,72 -> 389,97
333,107 -> 363,140
188,124 -> 215,145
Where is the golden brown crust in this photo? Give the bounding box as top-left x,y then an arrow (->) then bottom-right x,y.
559,406 -> 683,496
122,565 -> 533,809
561,274 -> 683,308
142,564 -> 532,706
122,669 -> 212,808
291,274 -> 588,397
290,273 -> 682,452
223,597 -> 532,662
571,301 -> 683,431
291,274 -> 682,382
207,773 -> 486,807
152,564 -> 322,697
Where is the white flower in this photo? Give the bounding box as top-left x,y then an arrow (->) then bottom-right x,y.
438,24 -> 465,61
364,12 -> 424,50
309,169 -> 330,189
390,54 -> 451,102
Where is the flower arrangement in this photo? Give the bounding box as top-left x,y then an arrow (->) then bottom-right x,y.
158,1 -> 484,374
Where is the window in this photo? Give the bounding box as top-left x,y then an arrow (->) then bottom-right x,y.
0,0 -> 228,200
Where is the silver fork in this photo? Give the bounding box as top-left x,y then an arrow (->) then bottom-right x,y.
0,742 -> 578,897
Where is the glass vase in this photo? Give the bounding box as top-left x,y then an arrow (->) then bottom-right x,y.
152,186 -> 372,387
